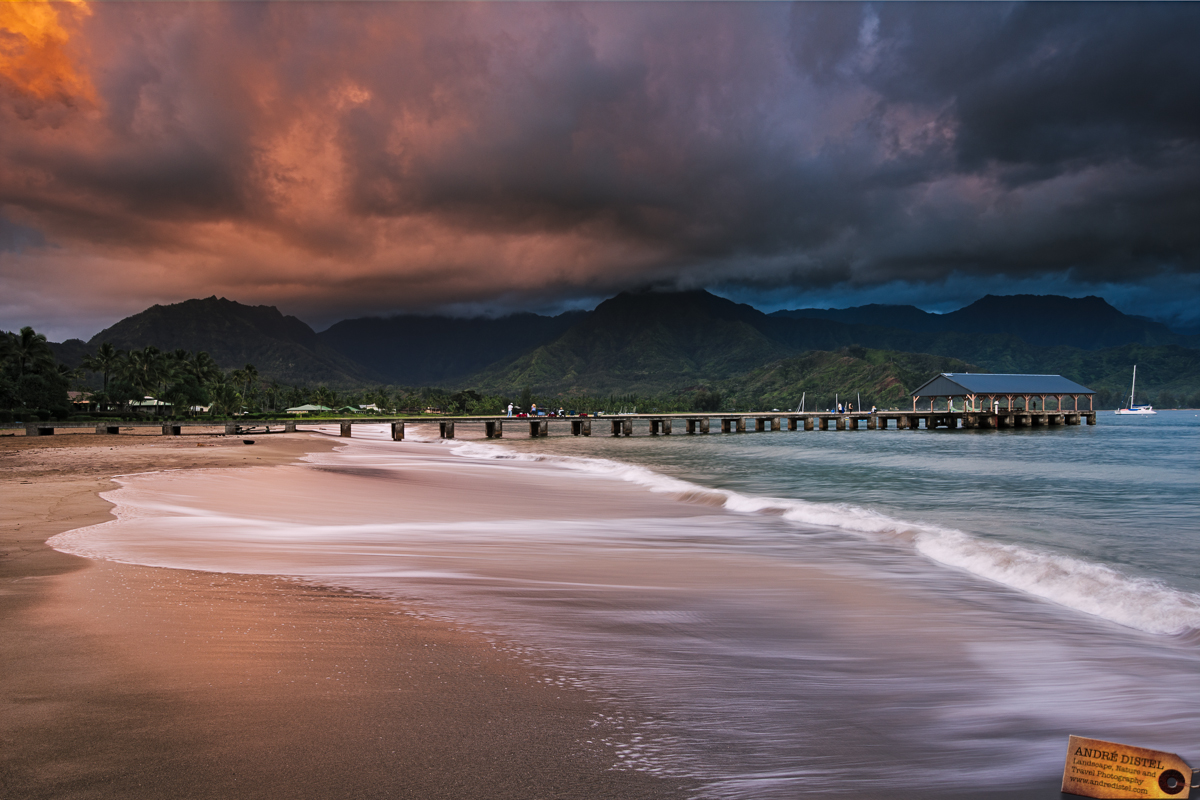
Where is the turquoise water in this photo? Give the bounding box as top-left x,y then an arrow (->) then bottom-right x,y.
495,410 -> 1200,601
50,411 -> 1200,798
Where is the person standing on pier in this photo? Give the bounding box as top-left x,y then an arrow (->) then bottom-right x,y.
507,402 -> 513,417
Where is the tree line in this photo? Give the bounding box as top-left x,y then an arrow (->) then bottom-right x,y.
6,325 -> 1198,420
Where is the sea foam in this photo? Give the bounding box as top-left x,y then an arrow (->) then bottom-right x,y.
448,439 -> 1200,636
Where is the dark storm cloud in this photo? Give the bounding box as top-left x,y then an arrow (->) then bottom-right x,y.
1,1 -> 1198,338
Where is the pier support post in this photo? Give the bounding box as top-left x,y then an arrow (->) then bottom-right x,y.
788,417 -> 798,431
1066,414 -> 1080,425
162,423 -> 181,436
836,417 -> 846,431
818,417 -> 829,431
391,422 -> 405,441
649,419 -> 661,435
95,424 -> 120,435
878,417 -> 889,429
686,418 -> 697,434
571,420 -> 581,436
340,421 -> 353,438
963,415 -> 978,429
804,417 -> 814,431
439,421 -> 455,439
611,420 -> 622,436
1086,413 -> 1096,425
285,421 -> 296,433
945,417 -> 958,429
225,422 -> 238,435
867,416 -> 876,430
736,418 -> 746,433
622,419 -> 633,436
582,419 -> 591,436
487,421 -> 502,438
722,419 -> 732,433
25,423 -> 53,436
662,419 -> 672,435
897,416 -> 910,430
531,420 -> 548,437
700,418 -> 710,434
771,417 -> 781,432
755,418 -> 767,432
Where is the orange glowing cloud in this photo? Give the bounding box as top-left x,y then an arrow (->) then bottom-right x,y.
0,0 -> 95,106
0,2 -> 1197,342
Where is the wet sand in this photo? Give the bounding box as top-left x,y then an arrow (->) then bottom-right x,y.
0,432 -> 691,799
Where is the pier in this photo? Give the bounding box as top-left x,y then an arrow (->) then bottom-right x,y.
6,371 -> 1100,442
383,410 -> 1098,440
3,409 -> 1099,440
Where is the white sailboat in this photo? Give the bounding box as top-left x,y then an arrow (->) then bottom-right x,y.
1114,365 -> 1156,415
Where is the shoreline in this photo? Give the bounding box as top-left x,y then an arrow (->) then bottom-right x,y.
0,432 -> 692,799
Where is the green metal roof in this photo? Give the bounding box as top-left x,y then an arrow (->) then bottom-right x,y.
911,373 -> 1094,396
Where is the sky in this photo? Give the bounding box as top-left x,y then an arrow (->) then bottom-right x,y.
1,1 -> 1198,341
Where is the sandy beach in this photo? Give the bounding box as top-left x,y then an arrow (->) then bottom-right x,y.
0,431 -> 692,799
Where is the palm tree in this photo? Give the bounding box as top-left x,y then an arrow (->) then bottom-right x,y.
186,351 -> 221,386
11,327 -> 56,378
313,385 -> 334,409
81,342 -> 126,394
121,346 -> 174,414
263,380 -> 281,413
209,383 -> 241,418
239,364 -> 259,409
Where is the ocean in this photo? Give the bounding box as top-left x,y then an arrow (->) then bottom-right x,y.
50,411 -> 1200,798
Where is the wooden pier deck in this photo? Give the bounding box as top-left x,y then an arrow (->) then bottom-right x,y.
5,410 -> 1096,440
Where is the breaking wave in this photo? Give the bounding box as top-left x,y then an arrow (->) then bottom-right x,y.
449,440 -> 1200,636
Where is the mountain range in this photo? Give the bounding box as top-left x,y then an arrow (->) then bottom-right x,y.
45,290 -> 1200,407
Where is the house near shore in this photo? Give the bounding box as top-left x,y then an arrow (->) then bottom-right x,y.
284,404 -> 334,414
911,373 -> 1095,412
68,391 -> 96,412
128,397 -> 172,413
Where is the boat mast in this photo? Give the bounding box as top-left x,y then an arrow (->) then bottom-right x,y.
1130,365 -> 1137,408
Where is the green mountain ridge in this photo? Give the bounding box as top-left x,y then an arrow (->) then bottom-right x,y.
86,297 -> 379,387
719,348 -> 980,411
469,291 -> 792,395
318,310 -> 586,387
40,289 -> 1200,408
771,294 -> 1199,350
463,290 -> 1200,406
